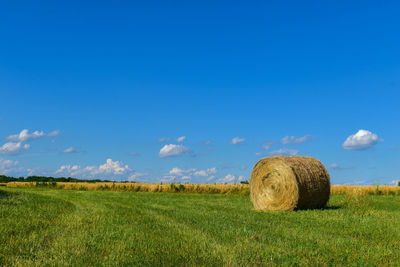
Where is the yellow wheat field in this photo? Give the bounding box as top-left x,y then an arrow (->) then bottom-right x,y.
4,182 -> 400,195
5,182 -> 250,194
331,185 -> 400,196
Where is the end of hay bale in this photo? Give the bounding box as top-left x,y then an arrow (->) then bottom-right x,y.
250,156 -> 331,211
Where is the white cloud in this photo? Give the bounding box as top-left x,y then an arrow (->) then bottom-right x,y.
0,142 -> 30,155
208,167 -> 217,174
268,148 -> 299,156
27,168 -> 35,176
176,136 -> 186,143
193,170 -> 207,177
167,167 -> 217,181
55,165 -> 81,175
48,130 -> 61,137
390,180 -> 399,186
207,176 -> 216,181
218,174 -> 235,183
160,178 -> 174,183
62,147 -> 77,153
128,172 -> 149,181
327,163 -> 355,170
217,174 -> 246,184
230,137 -> 245,145
159,144 -> 190,158
72,165 -> 80,170
169,167 -> 195,176
94,159 -> 131,175
55,158 -> 131,178
342,129 -> 380,150
129,152 -> 140,157
262,141 -> 274,150
281,135 -> 313,145
0,158 -> 19,174
255,152 -> 263,156
204,140 -> 211,145
193,167 -> 217,177
2,129 -> 60,155
169,168 -> 182,175
7,129 -> 46,142
327,163 -> 340,170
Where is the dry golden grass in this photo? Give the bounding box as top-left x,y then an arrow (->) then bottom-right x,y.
5,182 -> 250,194
331,185 -> 400,196
4,182 -> 400,196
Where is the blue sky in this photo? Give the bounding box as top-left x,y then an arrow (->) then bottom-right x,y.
1,0 -> 399,184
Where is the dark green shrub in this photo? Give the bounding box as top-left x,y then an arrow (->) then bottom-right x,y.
178,184 -> 185,192
170,183 -> 179,192
375,185 -> 382,195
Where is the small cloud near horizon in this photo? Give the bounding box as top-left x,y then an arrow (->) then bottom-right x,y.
56,158 -> 132,178
217,174 -> 246,184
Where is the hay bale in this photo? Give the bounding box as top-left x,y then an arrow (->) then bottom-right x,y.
250,156 -> 330,211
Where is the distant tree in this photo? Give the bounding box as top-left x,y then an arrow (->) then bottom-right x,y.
0,175 -> 18,183
0,175 -> 118,183
240,180 -> 249,184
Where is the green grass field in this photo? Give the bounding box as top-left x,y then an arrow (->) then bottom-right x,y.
1,187 -> 399,266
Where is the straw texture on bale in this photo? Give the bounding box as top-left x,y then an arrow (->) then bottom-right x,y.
250,156 -> 331,211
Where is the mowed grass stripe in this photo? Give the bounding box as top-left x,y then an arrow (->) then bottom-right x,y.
3,189 -> 226,265
138,194 -> 400,265
0,190 -> 76,265
92,194 -> 227,265
1,188 -> 400,266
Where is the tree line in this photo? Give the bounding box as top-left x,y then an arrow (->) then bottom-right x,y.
0,175 -> 113,183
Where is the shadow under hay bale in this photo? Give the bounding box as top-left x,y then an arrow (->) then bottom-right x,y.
250,156 -> 331,211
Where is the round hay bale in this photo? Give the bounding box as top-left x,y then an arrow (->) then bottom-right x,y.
250,156 -> 330,211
